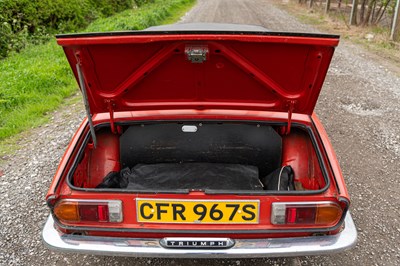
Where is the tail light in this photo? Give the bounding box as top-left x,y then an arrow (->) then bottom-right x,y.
271,201 -> 343,226
53,199 -> 123,223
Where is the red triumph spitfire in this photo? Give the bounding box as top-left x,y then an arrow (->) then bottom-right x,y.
42,23 -> 357,257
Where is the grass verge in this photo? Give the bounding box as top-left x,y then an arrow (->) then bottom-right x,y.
0,0 -> 195,159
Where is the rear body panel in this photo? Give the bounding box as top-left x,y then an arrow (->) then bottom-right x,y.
46,110 -> 349,235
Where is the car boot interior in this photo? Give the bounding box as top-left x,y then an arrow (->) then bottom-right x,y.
70,122 -> 326,193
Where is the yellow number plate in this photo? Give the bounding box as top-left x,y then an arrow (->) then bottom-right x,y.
136,199 -> 259,224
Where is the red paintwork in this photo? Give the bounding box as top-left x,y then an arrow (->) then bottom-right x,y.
46,110 -> 348,236
312,113 -> 349,198
73,130 -> 120,188
281,130 -> 324,190
57,33 -> 338,115
45,31 -> 350,238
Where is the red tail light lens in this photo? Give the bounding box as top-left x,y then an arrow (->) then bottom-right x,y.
286,206 -> 316,224
54,200 -> 122,223
97,204 -> 109,222
271,202 -> 343,226
78,204 -> 110,222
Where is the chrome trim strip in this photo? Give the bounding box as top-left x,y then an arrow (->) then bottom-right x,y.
42,213 -> 357,258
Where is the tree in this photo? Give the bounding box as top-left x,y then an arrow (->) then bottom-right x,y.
350,0 -> 359,25
371,0 -> 392,25
391,0 -> 400,41
325,0 -> 331,13
362,0 -> 376,26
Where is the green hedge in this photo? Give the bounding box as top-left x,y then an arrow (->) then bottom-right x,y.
133,0 -> 155,7
0,0 -> 195,141
0,0 -> 133,59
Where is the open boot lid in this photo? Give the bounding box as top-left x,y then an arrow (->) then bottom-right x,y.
56,23 -> 339,116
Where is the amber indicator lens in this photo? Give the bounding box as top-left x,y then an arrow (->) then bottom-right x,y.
54,201 -> 79,222
316,204 -> 343,225
53,200 -> 122,223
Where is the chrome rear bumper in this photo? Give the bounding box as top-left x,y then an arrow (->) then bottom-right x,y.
42,213 -> 357,258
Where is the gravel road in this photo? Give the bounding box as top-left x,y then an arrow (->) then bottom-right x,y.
1,0 -> 400,265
